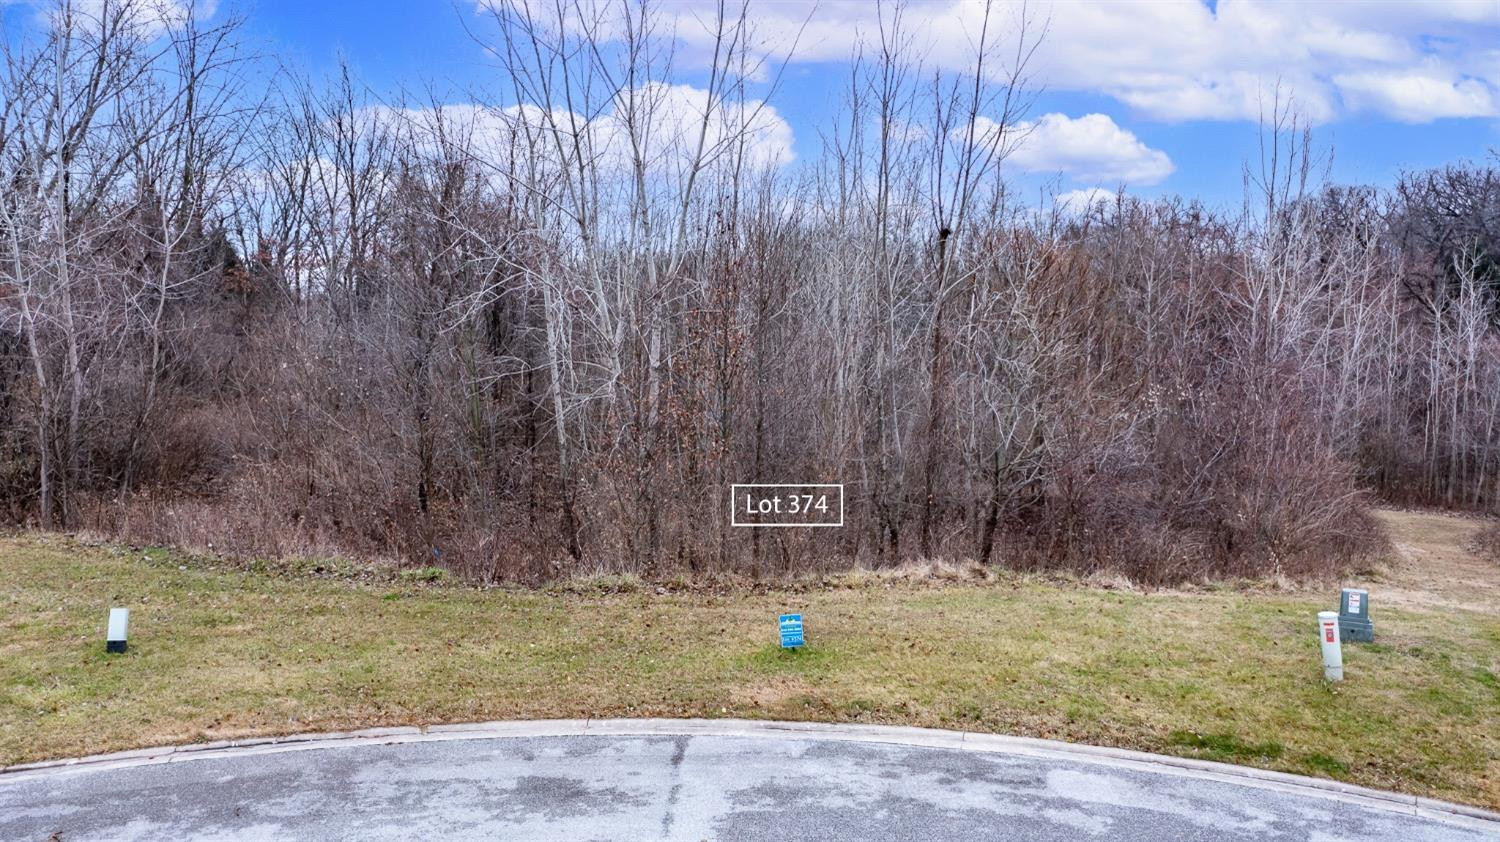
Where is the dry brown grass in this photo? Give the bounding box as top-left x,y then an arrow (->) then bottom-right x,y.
1474,521 -> 1500,565
1370,508 -> 1500,613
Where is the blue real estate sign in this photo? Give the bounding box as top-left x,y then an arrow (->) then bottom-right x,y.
778,614 -> 805,648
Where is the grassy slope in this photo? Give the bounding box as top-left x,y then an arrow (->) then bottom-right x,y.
1,532 -> 1498,808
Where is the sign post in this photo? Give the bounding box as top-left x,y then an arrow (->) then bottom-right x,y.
1317,611 -> 1343,681
778,614 -> 805,649
106,607 -> 130,654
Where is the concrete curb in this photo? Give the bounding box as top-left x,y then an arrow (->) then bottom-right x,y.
4,718 -> 1498,832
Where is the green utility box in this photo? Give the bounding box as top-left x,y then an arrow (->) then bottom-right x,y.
1338,588 -> 1374,643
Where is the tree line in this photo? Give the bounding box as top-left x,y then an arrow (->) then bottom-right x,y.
2,0 -> 1497,583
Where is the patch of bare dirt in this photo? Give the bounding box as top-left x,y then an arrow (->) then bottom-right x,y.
1364,508 -> 1500,614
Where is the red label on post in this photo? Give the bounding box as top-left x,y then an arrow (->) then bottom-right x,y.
1325,627 -> 1335,643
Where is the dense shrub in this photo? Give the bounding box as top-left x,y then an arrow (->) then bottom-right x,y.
4,0 -> 1494,584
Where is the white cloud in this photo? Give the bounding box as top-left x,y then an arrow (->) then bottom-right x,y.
1037,0 -> 1499,124
1334,66 -> 1499,122
1005,113 -> 1174,185
620,82 -> 795,171
1055,186 -> 1115,214
365,82 -> 795,186
614,0 -> 1500,125
22,0 -> 215,38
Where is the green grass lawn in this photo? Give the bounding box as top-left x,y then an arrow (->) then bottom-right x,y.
2,533 -> 1498,808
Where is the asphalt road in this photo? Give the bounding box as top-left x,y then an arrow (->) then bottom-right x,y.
3,723 -> 1495,841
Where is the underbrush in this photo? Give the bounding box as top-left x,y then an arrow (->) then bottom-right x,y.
66,513 -> 1377,599
73,472 -> 1389,588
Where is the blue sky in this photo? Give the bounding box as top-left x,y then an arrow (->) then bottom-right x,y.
13,0 -> 1500,210
237,0 -> 1500,211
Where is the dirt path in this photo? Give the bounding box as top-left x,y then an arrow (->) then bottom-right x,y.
1366,508 -> 1499,615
